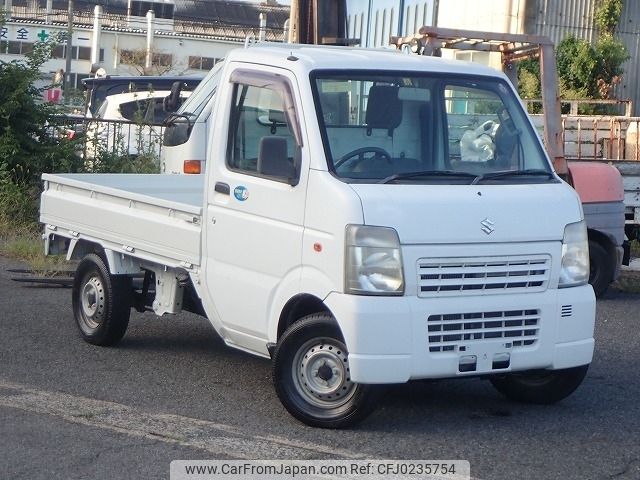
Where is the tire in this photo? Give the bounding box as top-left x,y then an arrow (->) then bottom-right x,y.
490,364 -> 589,404
272,314 -> 379,428
72,253 -> 132,346
589,240 -> 613,298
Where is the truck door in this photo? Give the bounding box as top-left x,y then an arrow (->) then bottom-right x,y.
204,67 -> 307,348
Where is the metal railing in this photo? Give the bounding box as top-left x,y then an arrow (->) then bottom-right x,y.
523,99 -> 634,117
53,115 -> 166,171
526,115 -> 640,161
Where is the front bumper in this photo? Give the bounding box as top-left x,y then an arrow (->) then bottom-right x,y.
325,285 -> 595,384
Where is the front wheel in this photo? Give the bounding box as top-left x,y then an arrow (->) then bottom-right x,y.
490,365 -> 589,404
72,253 -> 132,346
272,314 -> 379,428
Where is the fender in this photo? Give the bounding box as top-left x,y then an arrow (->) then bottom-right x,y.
265,265 -> 305,344
266,264 -> 338,344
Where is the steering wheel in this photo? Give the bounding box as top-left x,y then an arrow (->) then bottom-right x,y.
334,147 -> 392,169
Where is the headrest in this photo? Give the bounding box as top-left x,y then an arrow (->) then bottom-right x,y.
365,85 -> 403,132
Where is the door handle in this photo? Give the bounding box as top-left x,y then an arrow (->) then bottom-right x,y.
214,182 -> 230,195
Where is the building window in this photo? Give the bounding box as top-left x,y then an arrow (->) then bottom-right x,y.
120,49 -> 136,65
78,46 -> 91,61
50,45 -> 95,61
4,40 -> 33,55
7,41 -> 21,54
99,48 -> 105,62
152,53 -> 172,67
189,55 -> 218,70
52,44 -> 64,58
121,50 -> 172,67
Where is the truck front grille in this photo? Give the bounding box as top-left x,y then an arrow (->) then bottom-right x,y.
427,309 -> 540,353
417,255 -> 550,297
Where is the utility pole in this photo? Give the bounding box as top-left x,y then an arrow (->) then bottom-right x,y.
145,9 -> 154,73
64,0 -> 74,101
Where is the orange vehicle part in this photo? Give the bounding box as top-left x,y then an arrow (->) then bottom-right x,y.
568,162 -> 624,204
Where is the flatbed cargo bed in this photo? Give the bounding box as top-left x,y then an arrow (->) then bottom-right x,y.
40,173 -> 204,267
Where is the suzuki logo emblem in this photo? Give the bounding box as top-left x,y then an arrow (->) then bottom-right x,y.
480,218 -> 495,235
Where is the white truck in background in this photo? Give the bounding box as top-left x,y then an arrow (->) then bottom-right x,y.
161,63 -> 223,174
84,89 -> 192,160
41,44 -> 595,428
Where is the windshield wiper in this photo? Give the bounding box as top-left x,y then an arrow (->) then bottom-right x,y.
380,170 -> 478,184
470,169 -> 555,185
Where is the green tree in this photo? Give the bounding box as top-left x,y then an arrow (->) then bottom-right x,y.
555,36 -> 598,99
0,35 -> 81,185
595,0 -> 624,35
0,32 -> 82,227
555,34 -> 628,101
518,0 -> 629,108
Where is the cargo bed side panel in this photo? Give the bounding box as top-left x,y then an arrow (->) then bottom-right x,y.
40,174 -> 203,266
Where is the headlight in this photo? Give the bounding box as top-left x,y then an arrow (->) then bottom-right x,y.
559,220 -> 589,288
345,225 -> 404,295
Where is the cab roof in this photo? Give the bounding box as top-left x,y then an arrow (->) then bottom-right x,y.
226,43 -> 505,79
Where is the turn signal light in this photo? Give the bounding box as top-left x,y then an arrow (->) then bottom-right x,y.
183,160 -> 202,174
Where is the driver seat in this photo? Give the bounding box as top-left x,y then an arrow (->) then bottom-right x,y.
366,85 -> 403,136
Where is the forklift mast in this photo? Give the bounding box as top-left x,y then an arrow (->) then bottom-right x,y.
390,26 -> 568,176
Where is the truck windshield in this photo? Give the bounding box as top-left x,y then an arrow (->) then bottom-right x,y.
312,71 -> 554,184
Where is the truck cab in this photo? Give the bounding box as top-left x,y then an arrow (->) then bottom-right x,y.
41,45 -> 595,428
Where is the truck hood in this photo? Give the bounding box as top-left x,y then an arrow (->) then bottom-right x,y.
349,183 -> 582,244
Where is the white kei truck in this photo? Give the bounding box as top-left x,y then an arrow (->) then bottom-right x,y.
40,44 -> 595,428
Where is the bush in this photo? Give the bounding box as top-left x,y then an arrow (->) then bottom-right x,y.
0,30 -> 161,232
0,37 -> 82,185
0,162 -> 40,231
0,33 -> 84,230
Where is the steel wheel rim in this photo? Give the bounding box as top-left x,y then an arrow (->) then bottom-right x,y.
80,276 -> 105,329
292,338 -> 356,410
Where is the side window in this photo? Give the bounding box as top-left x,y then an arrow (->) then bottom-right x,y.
119,96 -> 187,125
119,99 -> 153,123
227,83 -> 299,182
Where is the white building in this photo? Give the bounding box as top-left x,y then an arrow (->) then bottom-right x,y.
1,0 -> 289,93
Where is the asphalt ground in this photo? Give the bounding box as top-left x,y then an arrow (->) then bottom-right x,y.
1,255 -> 639,480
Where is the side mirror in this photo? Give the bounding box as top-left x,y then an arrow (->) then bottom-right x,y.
164,81 -> 184,112
163,121 -> 190,147
257,136 -> 298,186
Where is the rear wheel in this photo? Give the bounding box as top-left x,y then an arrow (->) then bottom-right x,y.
272,314 -> 379,428
490,365 -> 589,404
589,240 -> 612,297
72,253 -> 132,346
